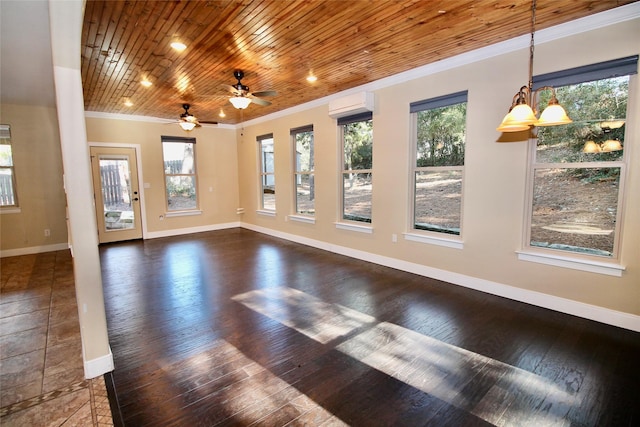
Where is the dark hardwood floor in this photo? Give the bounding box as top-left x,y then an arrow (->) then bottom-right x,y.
99,228 -> 640,426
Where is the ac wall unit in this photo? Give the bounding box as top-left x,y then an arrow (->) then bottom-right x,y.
328,92 -> 374,119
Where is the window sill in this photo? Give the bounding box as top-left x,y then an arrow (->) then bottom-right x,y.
403,232 -> 463,249
0,207 -> 21,214
517,250 -> 625,277
288,214 -> 315,224
334,222 -> 373,234
165,209 -> 202,218
257,209 -> 276,217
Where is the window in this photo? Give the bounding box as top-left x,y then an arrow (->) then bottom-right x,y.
526,56 -> 637,260
258,134 -> 275,211
291,125 -> 314,216
162,136 -> 198,212
410,91 -> 468,236
0,125 -> 18,208
340,112 -> 373,223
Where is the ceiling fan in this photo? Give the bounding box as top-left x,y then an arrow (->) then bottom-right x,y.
224,70 -> 277,109
174,103 -> 217,131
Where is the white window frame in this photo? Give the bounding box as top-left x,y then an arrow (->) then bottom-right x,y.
161,135 -> 200,216
257,133 -> 275,213
519,56 -> 638,276
406,91 -> 468,249
337,112 -> 373,233
290,125 -> 315,223
0,124 -> 19,213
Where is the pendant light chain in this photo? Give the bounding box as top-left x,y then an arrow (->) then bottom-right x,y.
496,0 -> 572,132
528,0 -> 536,94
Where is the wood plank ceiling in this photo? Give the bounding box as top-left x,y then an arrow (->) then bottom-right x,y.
81,0 -> 636,125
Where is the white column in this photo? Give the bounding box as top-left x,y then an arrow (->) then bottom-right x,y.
48,0 -> 113,378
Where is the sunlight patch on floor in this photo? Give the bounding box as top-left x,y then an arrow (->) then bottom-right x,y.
232,287 -> 376,344
233,286 -> 577,426
198,339 -> 348,426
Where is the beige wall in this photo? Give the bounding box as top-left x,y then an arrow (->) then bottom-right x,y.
85,119 -> 240,234
237,19 -> 640,317
0,103 -> 68,251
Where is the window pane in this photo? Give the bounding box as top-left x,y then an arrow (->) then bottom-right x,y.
262,185 -> 276,210
0,144 -> 13,167
295,173 -> 315,215
414,170 -> 462,235
259,137 -> 275,211
163,142 -> 194,174
531,168 -> 619,256
0,125 -> 17,207
295,132 -> 313,172
343,120 -> 372,170
343,172 -> 371,223
536,76 -> 627,163
416,104 -> 466,167
261,139 -> 274,173
0,167 -> 16,206
166,175 -> 197,211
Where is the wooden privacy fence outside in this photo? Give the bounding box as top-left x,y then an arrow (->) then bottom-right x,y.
101,164 -> 126,206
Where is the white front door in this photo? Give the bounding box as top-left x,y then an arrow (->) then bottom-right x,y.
90,146 -> 143,243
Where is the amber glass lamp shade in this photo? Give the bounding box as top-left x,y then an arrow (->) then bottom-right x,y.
536,97 -> 572,127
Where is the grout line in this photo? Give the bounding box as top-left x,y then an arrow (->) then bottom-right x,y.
40,252 -> 56,396
0,380 -> 89,417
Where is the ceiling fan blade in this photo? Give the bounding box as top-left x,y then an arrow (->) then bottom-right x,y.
248,95 -> 271,106
223,84 -> 241,95
251,90 -> 277,97
199,120 -> 219,125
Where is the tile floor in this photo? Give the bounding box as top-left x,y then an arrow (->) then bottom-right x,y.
0,250 -> 114,426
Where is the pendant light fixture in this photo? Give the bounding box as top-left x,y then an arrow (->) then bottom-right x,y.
496,0 -> 572,133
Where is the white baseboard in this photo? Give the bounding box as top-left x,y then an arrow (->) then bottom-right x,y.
242,223 -> 640,332
0,242 -> 69,258
83,347 -> 114,379
145,221 -> 241,239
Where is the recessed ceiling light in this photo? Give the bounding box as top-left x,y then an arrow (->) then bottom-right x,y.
124,100 -> 133,107
170,41 -> 187,52
141,79 -> 152,87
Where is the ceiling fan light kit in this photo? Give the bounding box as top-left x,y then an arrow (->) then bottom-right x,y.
497,0 -> 572,133
173,103 -> 218,131
229,96 -> 252,109
179,121 -> 196,131
225,70 -> 276,110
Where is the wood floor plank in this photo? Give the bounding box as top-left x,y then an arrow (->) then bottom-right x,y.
99,229 -> 640,426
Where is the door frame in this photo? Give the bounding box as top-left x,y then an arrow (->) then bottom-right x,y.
89,142 -> 147,240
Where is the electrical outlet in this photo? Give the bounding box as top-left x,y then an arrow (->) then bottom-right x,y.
44,229 -> 51,237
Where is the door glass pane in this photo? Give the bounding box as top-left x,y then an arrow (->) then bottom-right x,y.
99,157 -> 135,231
